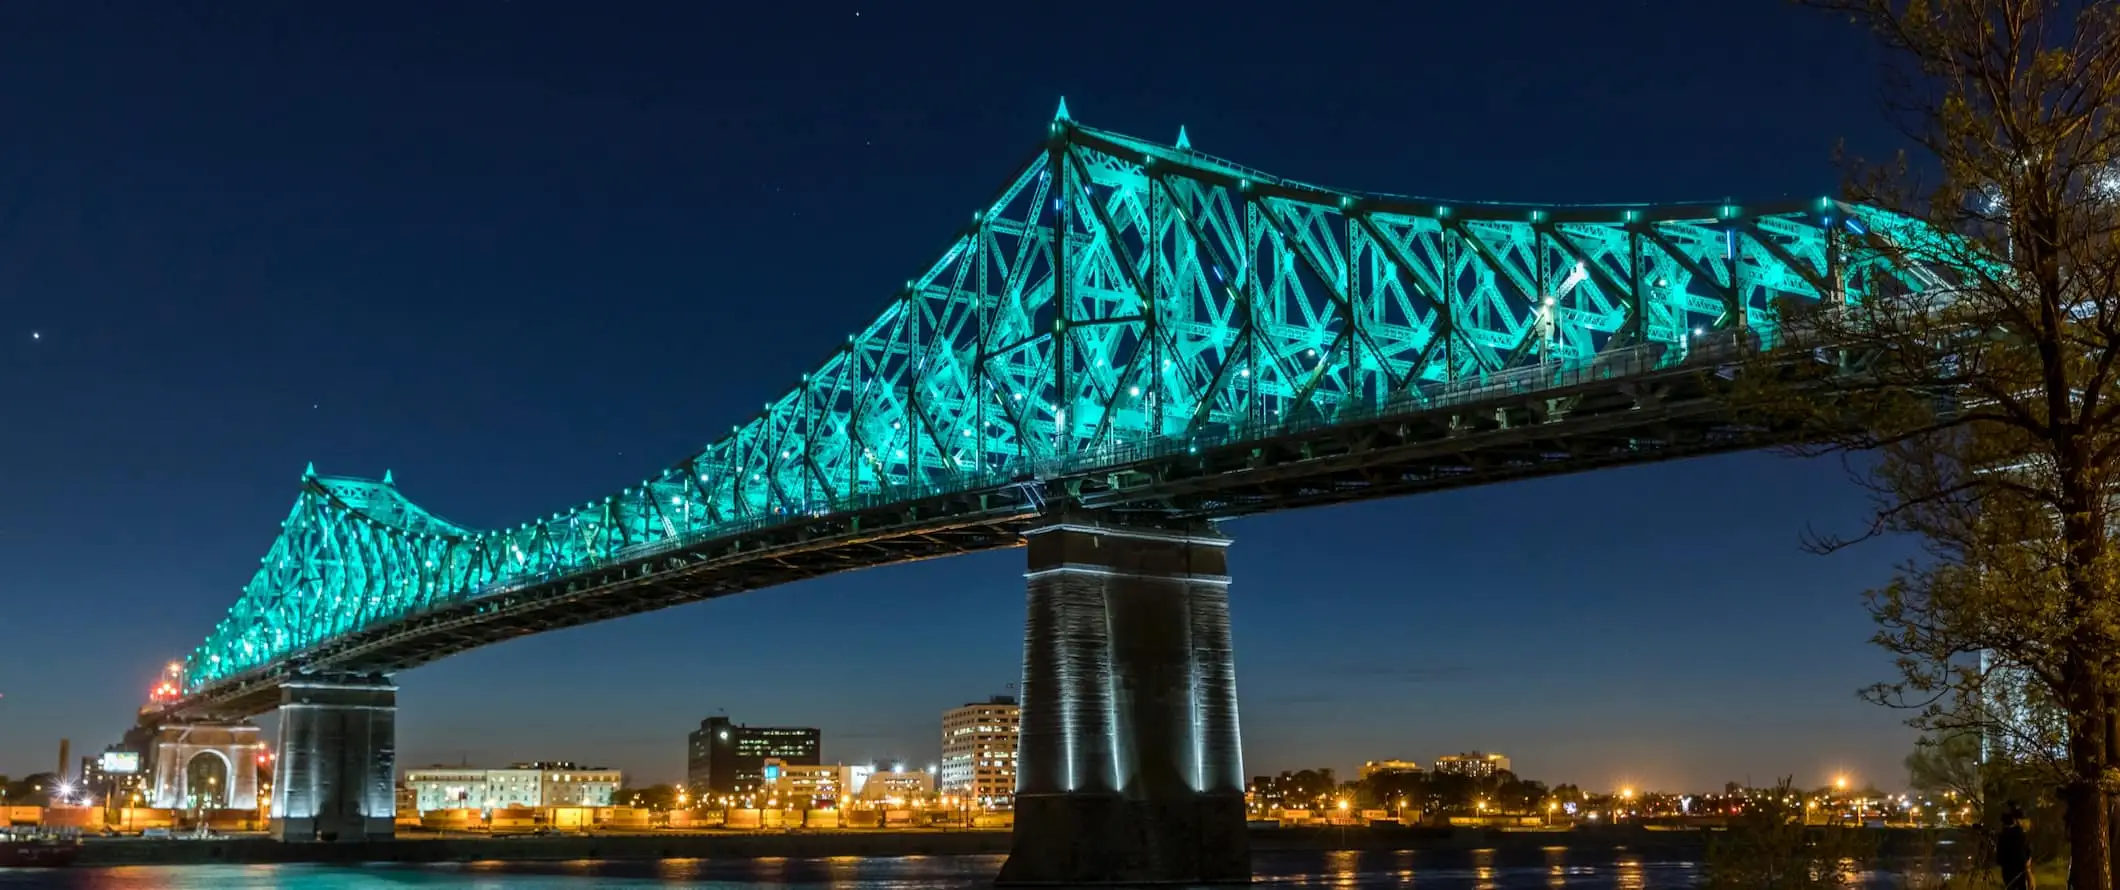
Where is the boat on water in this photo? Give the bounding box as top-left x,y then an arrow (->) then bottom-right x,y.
0,836 -> 83,868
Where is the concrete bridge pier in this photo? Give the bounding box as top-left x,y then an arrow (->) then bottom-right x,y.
144,721 -> 264,811
270,675 -> 397,842
998,514 -> 1249,885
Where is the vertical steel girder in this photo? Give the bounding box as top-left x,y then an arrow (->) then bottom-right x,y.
182,118 -> 1929,693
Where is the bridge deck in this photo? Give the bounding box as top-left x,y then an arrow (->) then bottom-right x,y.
159,345 -> 1798,721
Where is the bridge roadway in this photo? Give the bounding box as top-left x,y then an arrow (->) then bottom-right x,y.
160,340 -> 1774,722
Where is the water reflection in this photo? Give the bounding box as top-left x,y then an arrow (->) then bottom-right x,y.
1471,847 -> 1497,890
0,849 -> 1895,888
1544,845 -> 1568,890
1612,855 -> 1644,890
1322,849 -> 1362,888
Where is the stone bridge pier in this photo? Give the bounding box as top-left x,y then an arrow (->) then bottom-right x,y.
270,675 -> 397,842
145,721 -> 263,811
998,513 -> 1249,885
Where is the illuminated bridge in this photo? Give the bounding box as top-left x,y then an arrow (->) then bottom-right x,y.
146,102 -> 1933,881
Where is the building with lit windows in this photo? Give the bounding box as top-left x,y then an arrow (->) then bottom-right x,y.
940,695 -> 1020,809
860,766 -> 937,803
686,716 -> 821,797
401,762 -> 622,814
1980,651 -> 2066,762
759,758 -> 873,807
1358,759 -> 1426,781
79,750 -> 150,808
1434,752 -> 1510,778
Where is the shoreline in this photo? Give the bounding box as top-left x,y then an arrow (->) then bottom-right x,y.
67,825 -> 1953,868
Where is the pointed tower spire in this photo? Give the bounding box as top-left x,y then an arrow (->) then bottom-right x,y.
382,469 -> 395,485
1176,125 -> 1191,151
303,461 -> 317,478
1053,96 -> 1071,123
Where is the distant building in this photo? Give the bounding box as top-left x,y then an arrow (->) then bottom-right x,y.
687,716 -> 821,798
1247,771 -> 1334,810
79,749 -> 150,808
401,762 -> 622,814
1358,759 -> 1426,780
760,758 -> 873,807
1980,651 -> 2064,762
860,766 -> 937,803
939,696 -> 1020,809
1434,752 -> 1510,778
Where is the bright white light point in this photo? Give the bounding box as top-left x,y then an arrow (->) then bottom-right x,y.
29,332 -> 39,340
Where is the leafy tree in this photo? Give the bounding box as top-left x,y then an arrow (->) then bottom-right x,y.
617,784 -> 680,810
1,773 -> 56,805
1495,778 -> 1549,814
1356,770 -> 1425,811
1752,3 -> 2120,887
1280,769 -> 1336,807
1906,729 -> 1985,804
1425,772 -> 1478,813
1704,778 -> 1877,889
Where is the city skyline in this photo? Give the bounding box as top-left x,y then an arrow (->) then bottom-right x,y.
2,1 -> 1916,793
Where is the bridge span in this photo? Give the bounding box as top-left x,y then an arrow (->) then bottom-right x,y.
145,104 -> 1931,883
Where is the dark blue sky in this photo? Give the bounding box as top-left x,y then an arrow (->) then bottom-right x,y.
0,1 -> 1918,791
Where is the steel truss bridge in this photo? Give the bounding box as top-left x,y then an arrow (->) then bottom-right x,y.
161,104 -> 1937,720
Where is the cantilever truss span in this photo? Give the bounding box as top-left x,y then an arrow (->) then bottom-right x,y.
169,110 -> 1946,717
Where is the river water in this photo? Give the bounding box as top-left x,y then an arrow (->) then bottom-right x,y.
0,849 -> 1948,889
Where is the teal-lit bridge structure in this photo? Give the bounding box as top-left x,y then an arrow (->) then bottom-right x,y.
167,107 -> 1924,713
148,105 -> 1940,872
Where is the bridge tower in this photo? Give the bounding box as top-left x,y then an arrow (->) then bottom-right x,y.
269,675 -> 397,842
998,512 -> 1249,885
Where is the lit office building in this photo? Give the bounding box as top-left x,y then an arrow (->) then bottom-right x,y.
940,696 -> 1020,809
402,762 -> 622,814
687,716 -> 821,797
1434,752 -> 1511,778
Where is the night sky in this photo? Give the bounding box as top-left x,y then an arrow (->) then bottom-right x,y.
0,1 -> 1920,792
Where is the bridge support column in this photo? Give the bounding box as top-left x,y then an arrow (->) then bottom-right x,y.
998,514 -> 1248,885
270,675 -> 396,842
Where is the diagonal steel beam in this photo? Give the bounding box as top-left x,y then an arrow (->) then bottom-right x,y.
1537,221 -> 1641,351
1638,224 -> 1742,330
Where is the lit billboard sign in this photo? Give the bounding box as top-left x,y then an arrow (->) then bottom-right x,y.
99,751 -> 140,774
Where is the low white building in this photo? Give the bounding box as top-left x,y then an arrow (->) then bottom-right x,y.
402,761 -> 621,814
861,767 -> 936,804
762,759 -> 873,807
